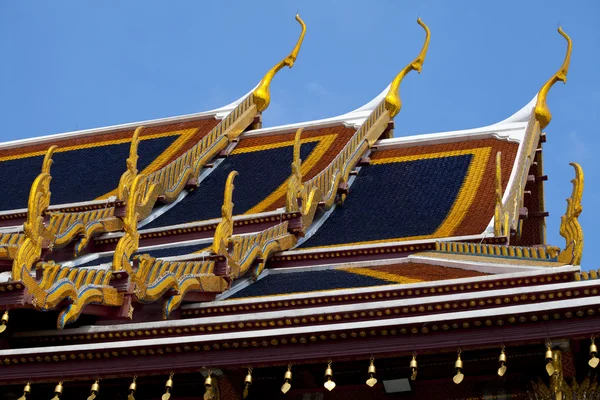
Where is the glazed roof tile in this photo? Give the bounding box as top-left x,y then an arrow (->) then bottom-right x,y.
0,118 -> 219,211
229,262 -> 488,299
297,137 -> 519,250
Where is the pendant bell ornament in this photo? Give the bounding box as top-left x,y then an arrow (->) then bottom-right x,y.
204,375 -> 215,400
281,365 -> 293,394
545,345 -> 555,376
589,338 -> 599,368
242,367 -> 253,399
324,361 -> 336,391
87,380 -> 100,400
366,358 -> 377,387
497,347 -> 507,377
51,381 -> 64,400
17,382 -> 31,400
127,377 -> 137,400
0,310 -> 8,333
162,374 -> 174,400
453,351 -> 464,384
410,354 -> 418,381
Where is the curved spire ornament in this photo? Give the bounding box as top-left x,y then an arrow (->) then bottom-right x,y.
534,27 -> 572,129
385,18 -> 430,118
557,162 -> 584,265
213,171 -> 238,256
253,14 -> 306,112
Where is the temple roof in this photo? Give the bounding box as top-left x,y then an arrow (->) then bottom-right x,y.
0,19 -> 587,353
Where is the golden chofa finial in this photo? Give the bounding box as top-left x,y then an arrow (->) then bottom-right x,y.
252,14 -> 307,112
535,27 -> 572,129
385,18 -> 430,118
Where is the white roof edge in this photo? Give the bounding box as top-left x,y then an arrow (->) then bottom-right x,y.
240,84 -> 390,139
11,282 -> 591,344
0,90 -> 254,152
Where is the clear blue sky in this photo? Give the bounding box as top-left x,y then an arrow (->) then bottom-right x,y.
1,1 -> 598,268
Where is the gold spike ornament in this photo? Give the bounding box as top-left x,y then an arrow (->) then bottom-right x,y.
384,18 -> 430,118
51,381 -> 63,400
127,377 -> 137,400
242,367 -> 253,399
534,27 -> 571,130
324,360 -> 336,391
589,337 -> 599,368
87,380 -> 100,400
498,346 -> 507,377
281,364 -> 293,394
545,345 -> 555,376
0,310 -> 8,333
17,382 -> 31,400
252,14 -> 307,112
453,351 -> 464,384
410,353 -> 418,381
366,357 -> 377,387
162,374 -> 174,400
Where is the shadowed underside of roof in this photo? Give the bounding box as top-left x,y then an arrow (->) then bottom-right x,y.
0,118 -> 219,211
298,138 -> 519,249
143,125 -> 356,228
229,262 -> 489,299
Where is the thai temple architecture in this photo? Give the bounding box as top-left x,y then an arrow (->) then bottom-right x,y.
1,15 -> 597,400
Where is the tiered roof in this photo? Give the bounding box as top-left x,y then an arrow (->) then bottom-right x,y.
0,17 -> 593,395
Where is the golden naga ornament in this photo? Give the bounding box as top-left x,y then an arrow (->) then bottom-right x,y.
534,27 -> 571,130
51,381 -> 64,400
453,351 -> 464,384
127,376 -> 137,400
213,171 -> 238,256
384,18 -> 430,118
17,382 -> 31,400
118,126 -> 143,201
545,345 -> 555,376
589,338 -> 599,368
409,354 -> 418,381
498,346 -> 507,377
281,364 -> 293,394
87,380 -> 100,400
366,357 -> 377,387
253,14 -> 306,112
324,361 -> 336,391
557,163 -> 584,265
162,373 -> 174,400
242,367 -> 253,399
0,310 -> 8,333
285,128 -> 306,213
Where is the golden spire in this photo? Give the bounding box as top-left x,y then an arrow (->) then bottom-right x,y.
213,170 -> 238,256
534,27 -> 572,129
252,14 -> 307,112
385,18 -> 430,118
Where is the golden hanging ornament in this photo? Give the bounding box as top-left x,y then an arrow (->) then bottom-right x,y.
87,380 -> 100,400
453,350 -> 464,384
51,381 -> 64,400
366,357 -> 377,387
204,374 -> 215,400
497,346 -> 507,377
17,382 -> 31,400
127,376 -> 137,400
242,367 -> 253,399
589,337 -> 599,368
281,364 -> 293,394
162,373 -> 174,400
0,310 -> 8,333
409,353 -> 418,381
324,360 -> 336,391
545,345 -> 555,376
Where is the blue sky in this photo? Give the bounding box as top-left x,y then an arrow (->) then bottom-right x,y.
1,1 -> 598,268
